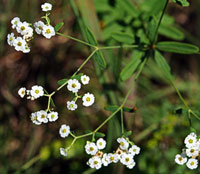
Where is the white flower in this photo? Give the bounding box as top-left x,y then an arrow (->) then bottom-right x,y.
67,79 -> 81,93
60,148 -> 67,157
11,17 -> 20,29
30,112 -> 41,125
85,142 -> 98,155
59,124 -> 70,138
67,101 -> 78,111
47,112 -> 58,122
7,33 -> 15,46
128,145 -> 141,156
30,85 -> 44,99
175,154 -> 187,165
34,21 -> 45,35
117,137 -> 129,150
37,110 -> 48,123
16,22 -> 29,35
107,153 -> 119,163
96,138 -> 106,150
82,93 -> 95,107
18,87 -> 26,98
87,156 -> 102,170
102,153 -> 109,166
13,37 -> 26,52
189,132 -> 197,138
41,2 -> 52,12
120,153 -> 134,166
22,45 -> 30,53
127,161 -> 136,169
81,75 -> 90,85
186,158 -> 198,170
186,147 -> 199,157
23,27 -> 33,41
42,25 -> 55,39
184,134 -> 197,148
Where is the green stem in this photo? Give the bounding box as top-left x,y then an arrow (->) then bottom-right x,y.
56,32 -> 96,48
98,45 -> 139,50
121,109 -> 124,134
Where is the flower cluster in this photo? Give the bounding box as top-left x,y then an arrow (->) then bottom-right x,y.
31,110 -> 58,125
18,85 -> 44,100
7,3 -> 55,53
85,137 -> 140,170
66,74 -> 95,111
175,132 -> 199,170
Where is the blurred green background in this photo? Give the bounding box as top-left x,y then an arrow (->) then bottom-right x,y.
1,0 -> 200,173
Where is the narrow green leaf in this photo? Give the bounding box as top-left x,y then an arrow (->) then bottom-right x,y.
72,73 -> 83,81
86,28 -> 106,69
95,132 -> 105,138
159,24 -> 184,41
124,130 -> 132,137
172,0 -> 190,7
111,32 -> 134,44
105,105 -> 135,113
154,51 -> 173,81
116,0 -> 138,18
55,22 -> 64,32
157,41 -> 199,54
57,78 -> 68,86
120,51 -> 144,81
50,98 -> 55,107
148,16 -> 158,42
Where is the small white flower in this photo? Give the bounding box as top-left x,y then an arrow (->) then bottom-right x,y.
22,45 -> 30,53
186,147 -> 199,158
18,87 -> 26,98
13,37 -> 26,52
96,138 -> 106,150
82,93 -> 95,107
117,137 -> 129,150
30,85 -> 44,99
11,17 -> 20,29
59,124 -> 70,138
127,161 -> 136,169
175,154 -> 187,165
67,101 -> 78,111
37,110 -> 48,123
128,145 -> 141,156
30,112 -> 41,125
85,142 -> 98,155
102,153 -> 109,166
7,33 -> 15,46
60,148 -> 67,157
41,2 -> 52,12
47,112 -> 58,122
67,79 -> 81,93
34,21 -> 45,35
189,132 -> 197,138
16,22 -> 29,35
186,158 -> 198,170
120,153 -> 134,166
87,156 -> 102,170
107,153 -> 119,163
184,135 -> 197,148
23,27 -> 33,40
81,75 -> 90,85
42,25 -> 55,39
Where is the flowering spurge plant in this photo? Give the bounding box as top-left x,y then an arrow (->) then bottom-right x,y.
175,132 -> 200,170
7,2 -> 55,53
84,137 -> 140,170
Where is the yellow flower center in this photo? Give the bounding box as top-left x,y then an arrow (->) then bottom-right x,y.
86,97 -> 90,102
9,37 -> 13,41
21,26 -> 25,31
178,157 -> 182,161
189,139 -> 193,143
94,161 -> 98,165
191,162 -> 194,165
35,89 -> 39,94
41,114 -> 45,118
125,158 -> 130,162
62,129 -> 66,133
72,83 -> 76,88
39,26 -> 43,30
46,29 -> 51,34
51,114 -> 55,118
110,157 -> 114,161
89,147 -> 94,151
17,42 -> 22,46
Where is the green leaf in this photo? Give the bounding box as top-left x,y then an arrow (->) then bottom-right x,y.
95,132 -> 105,138
72,73 -> 83,81
124,130 -> 132,137
86,28 -> 106,69
57,78 -> 68,86
120,51 -> 144,81
172,0 -> 190,7
159,24 -> 184,41
156,41 -> 199,54
50,98 -> 55,107
116,0 -> 139,18
54,22 -> 64,32
148,16 -> 158,42
154,51 -> 173,81
105,105 -> 135,113
112,32 -> 134,44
